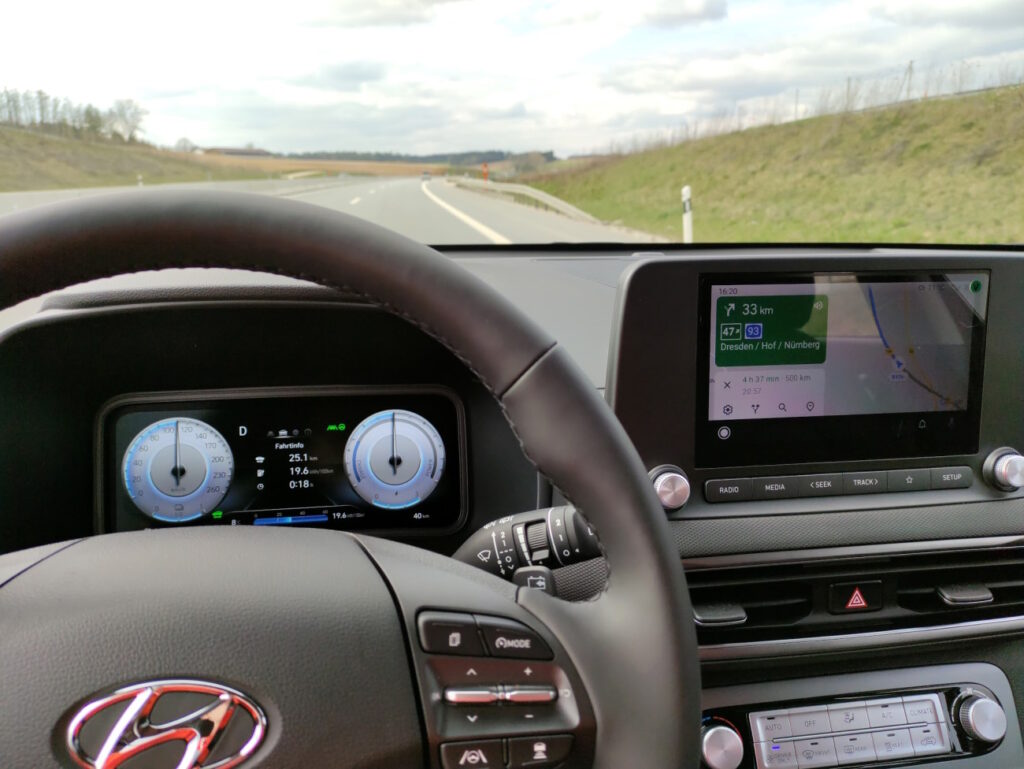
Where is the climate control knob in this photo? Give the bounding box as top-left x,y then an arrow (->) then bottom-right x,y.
701,724 -> 744,769
957,695 -> 1007,744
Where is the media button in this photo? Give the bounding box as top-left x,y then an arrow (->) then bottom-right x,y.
753,476 -> 800,500
705,478 -> 752,503
842,472 -> 887,495
886,469 -> 931,492
795,474 -> 843,498
931,466 -> 973,489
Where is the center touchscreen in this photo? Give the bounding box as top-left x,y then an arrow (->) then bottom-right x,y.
698,272 -> 989,466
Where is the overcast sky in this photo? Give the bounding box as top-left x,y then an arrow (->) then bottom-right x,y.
4,0 -> 1024,155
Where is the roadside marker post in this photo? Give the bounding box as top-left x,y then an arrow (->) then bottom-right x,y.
681,185 -> 693,243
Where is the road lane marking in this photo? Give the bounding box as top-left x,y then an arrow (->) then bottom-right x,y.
350,196 -> 362,205
420,182 -> 511,245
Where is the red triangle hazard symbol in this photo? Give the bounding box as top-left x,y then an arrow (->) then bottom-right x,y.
846,587 -> 868,610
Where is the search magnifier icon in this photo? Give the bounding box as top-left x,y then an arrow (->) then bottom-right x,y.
778,403 -> 787,412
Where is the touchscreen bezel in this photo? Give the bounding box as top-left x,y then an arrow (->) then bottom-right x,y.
696,271 -> 989,468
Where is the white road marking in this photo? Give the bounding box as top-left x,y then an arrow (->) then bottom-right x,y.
420,181 -> 511,245
350,196 -> 361,205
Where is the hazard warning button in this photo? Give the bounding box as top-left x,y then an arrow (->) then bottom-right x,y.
828,581 -> 883,614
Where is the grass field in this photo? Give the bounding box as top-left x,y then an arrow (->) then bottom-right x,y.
525,86 -> 1024,244
0,127 -> 448,192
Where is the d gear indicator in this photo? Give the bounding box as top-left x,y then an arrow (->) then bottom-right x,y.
344,409 -> 446,509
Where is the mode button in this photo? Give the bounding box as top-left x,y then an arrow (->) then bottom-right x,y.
476,615 -> 553,660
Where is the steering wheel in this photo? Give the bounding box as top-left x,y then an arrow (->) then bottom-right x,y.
0,191 -> 699,769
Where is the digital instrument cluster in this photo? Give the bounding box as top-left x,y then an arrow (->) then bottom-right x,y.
101,387 -> 465,533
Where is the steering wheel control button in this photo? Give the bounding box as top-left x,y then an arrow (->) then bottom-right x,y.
956,695 -> 1007,744
827,702 -> 870,732
507,734 -> 573,768
750,710 -> 793,742
792,736 -> 837,768
440,740 -> 503,769
503,686 -> 558,705
931,466 -> 973,490
704,478 -> 752,503
827,582 -> 882,614
901,694 -> 942,724
842,471 -> 887,495
476,615 -> 553,660
865,698 -> 907,727
701,725 -> 744,769
445,687 -> 500,705
910,723 -> 951,756
752,476 -> 800,500
513,566 -> 555,595
754,740 -> 798,769
418,612 -> 486,656
871,729 -> 914,760
834,734 -> 876,765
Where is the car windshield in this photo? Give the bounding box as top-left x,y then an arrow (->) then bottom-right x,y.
1,0 -> 1021,245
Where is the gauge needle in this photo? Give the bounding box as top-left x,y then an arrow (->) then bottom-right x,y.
391,411 -> 398,476
174,419 -> 181,487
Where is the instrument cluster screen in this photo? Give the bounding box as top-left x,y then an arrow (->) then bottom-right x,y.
698,272 -> 989,466
102,388 -> 465,533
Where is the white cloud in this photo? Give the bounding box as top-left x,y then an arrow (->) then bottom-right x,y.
1,0 -> 1022,156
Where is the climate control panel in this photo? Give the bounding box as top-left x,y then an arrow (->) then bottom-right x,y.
702,664 -> 1020,769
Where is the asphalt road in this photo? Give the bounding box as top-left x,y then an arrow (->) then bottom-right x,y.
0,176 -> 655,245
0,175 -> 655,329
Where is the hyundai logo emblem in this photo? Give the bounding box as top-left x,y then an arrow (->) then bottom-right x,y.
66,679 -> 266,769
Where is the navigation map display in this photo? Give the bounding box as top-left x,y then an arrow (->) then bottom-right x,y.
699,272 -> 989,466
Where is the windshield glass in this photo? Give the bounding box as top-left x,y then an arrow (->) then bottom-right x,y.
2,1 -> 1021,245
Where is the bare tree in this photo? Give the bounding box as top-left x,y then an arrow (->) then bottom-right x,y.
106,99 -> 147,141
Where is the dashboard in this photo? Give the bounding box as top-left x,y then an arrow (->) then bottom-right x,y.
2,246 -> 1024,769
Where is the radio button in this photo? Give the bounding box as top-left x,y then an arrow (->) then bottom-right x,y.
871,729 -> 914,760
842,472 -> 887,494
931,466 -> 973,489
886,469 -> 931,492
793,737 -> 837,768
795,474 -> 843,498
910,723 -> 950,756
865,698 -> 907,727
834,734 -> 876,765
901,694 -> 942,724
705,479 -> 752,503
788,707 -> 831,737
827,702 -> 869,732
753,477 -> 800,500
754,741 -> 799,769
751,710 -> 793,741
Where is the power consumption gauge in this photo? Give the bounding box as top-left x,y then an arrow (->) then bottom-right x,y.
121,418 -> 234,522
344,409 -> 445,509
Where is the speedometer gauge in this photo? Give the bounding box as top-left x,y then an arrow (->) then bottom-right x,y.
121,418 -> 234,522
344,409 -> 445,509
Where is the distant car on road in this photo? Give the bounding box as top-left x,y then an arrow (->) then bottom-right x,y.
421,170 -> 431,181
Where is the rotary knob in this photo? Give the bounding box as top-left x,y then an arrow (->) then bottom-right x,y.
701,724 -> 744,769
957,695 -> 1007,745
991,451 -> 1024,491
650,466 -> 691,510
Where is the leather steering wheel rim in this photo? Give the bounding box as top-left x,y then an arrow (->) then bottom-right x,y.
0,190 -> 700,768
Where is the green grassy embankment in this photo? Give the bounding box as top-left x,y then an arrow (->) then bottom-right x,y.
0,127 -> 267,191
526,86 -> 1024,243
